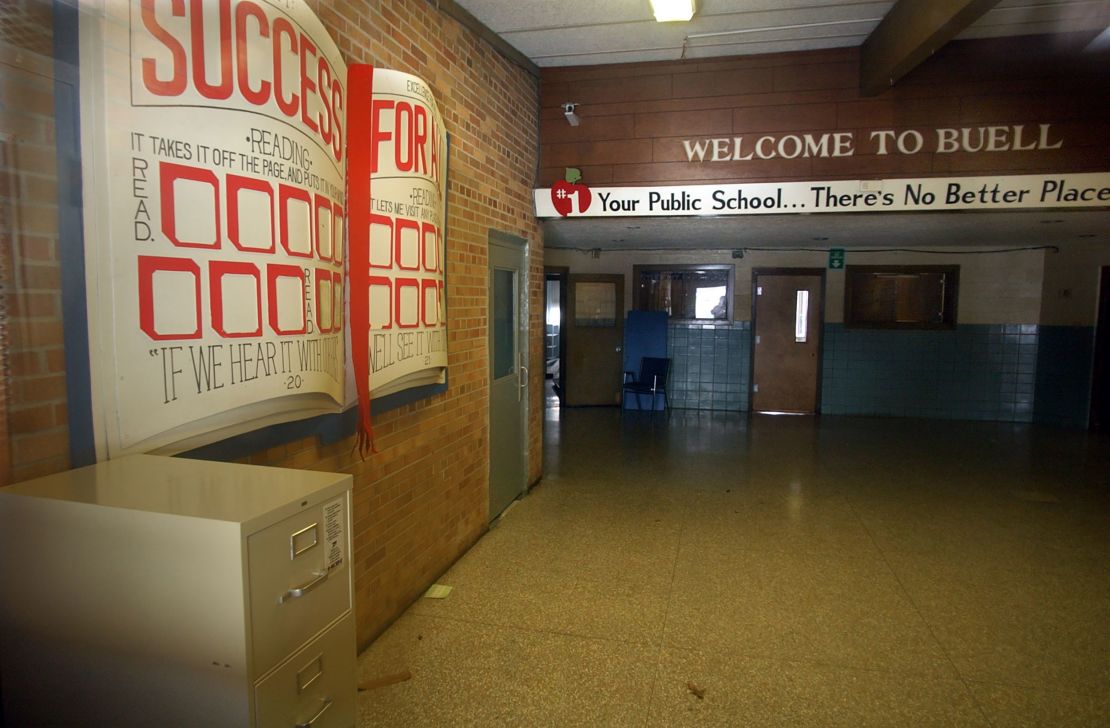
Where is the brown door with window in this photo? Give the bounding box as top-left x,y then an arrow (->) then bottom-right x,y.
565,274 -> 624,405
751,269 -> 825,413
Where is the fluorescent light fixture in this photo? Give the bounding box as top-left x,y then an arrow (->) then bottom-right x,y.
650,0 -> 696,22
562,102 -> 580,127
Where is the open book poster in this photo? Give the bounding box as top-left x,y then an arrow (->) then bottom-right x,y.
77,2 -> 447,458
346,65 -> 448,425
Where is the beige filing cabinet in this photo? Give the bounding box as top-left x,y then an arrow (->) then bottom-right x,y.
0,454 -> 356,727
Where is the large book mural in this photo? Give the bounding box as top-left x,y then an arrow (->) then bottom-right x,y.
78,1 -> 447,458
346,65 -> 448,449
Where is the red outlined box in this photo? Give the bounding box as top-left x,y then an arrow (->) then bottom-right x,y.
314,268 -> 337,333
266,264 -> 307,335
315,194 -> 334,262
209,261 -> 262,338
421,222 -> 439,272
421,278 -> 439,326
333,273 -> 343,329
279,184 -> 313,258
395,277 -> 420,329
438,280 -> 445,324
138,255 -> 203,340
226,175 -> 275,253
368,276 -> 393,329
396,217 -> 420,271
160,163 -> 220,249
369,213 -> 392,269
332,203 -> 344,265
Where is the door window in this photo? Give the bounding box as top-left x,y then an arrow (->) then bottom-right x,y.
492,268 -> 515,378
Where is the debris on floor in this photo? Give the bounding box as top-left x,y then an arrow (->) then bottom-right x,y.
358,670 -> 413,692
686,681 -> 705,700
424,583 -> 453,599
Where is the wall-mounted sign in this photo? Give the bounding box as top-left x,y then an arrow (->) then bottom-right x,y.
80,0 -> 347,457
535,173 -> 1110,218
347,66 -> 448,448
680,124 -> 1065,163
828,249 -> 845,270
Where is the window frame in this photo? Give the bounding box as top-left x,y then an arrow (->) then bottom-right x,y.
632,263 -> 734,323
843,264 -> 959,330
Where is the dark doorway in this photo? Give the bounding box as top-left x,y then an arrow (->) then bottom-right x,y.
544,268 -> 568,405
1091,267 -> 1110,430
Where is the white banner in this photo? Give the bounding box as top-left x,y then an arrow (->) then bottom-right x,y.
535,173 -> 1110,218
80,0 -> 347,457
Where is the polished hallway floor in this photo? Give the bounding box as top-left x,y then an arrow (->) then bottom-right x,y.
357,409 -> 1110,726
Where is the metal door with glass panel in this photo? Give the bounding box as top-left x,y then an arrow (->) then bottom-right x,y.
751,269 -> 825,413
489,235 -> 527,520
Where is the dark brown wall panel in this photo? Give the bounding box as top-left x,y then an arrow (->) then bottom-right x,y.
538,36 -> 1109,189
732,104 -> 839,133
634,109 -> 733,137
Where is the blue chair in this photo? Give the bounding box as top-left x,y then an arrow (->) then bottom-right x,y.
623,356 -> 670,413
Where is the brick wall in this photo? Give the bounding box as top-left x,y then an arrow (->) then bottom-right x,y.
1,2 -> 69,486
538,35 -> 1108,187
263,0 -> 542,647
0,0 -> 542,649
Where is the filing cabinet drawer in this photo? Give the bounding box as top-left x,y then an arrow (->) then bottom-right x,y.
254,612 -> 356,728
248,494 -> 351,674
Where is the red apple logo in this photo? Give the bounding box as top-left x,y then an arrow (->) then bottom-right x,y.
550,167 -> 592,216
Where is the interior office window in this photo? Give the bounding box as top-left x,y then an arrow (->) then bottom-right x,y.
845,265 -> 958,328
634,265 -> 733,321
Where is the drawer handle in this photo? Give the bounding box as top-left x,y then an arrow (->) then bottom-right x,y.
279,571 -> 329,604
295,697 -> 333,728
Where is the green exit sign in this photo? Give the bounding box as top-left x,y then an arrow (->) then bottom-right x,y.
828,248 -> 845,270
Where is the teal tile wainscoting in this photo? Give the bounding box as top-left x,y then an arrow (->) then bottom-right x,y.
667,322 -> 750,411
821,324 -> 1039,422
661,322 -> 1093,426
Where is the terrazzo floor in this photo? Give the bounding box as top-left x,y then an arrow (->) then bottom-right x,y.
356,407 -> 1110,727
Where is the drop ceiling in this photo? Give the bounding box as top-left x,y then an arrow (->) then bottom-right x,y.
455,0 -> 1110,67
454,0 -> 1109,250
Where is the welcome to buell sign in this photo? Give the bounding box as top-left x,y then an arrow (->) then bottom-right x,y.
678,124 -> 1065,163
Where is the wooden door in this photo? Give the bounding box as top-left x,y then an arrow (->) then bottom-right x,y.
565,274 -> 624,406
751,269 -> 825,413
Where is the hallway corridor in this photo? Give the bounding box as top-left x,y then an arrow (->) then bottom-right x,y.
357,410 -> 1110,726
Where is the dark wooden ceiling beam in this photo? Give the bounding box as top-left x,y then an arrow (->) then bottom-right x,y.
860,0 -> 1000,96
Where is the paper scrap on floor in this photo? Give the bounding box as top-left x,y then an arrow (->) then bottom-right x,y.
424,584 -> 453,599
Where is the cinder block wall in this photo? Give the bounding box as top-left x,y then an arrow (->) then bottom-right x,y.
1,0 -> 543,650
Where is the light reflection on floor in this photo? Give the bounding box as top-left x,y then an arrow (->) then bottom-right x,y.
358,407 -> 1110,726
